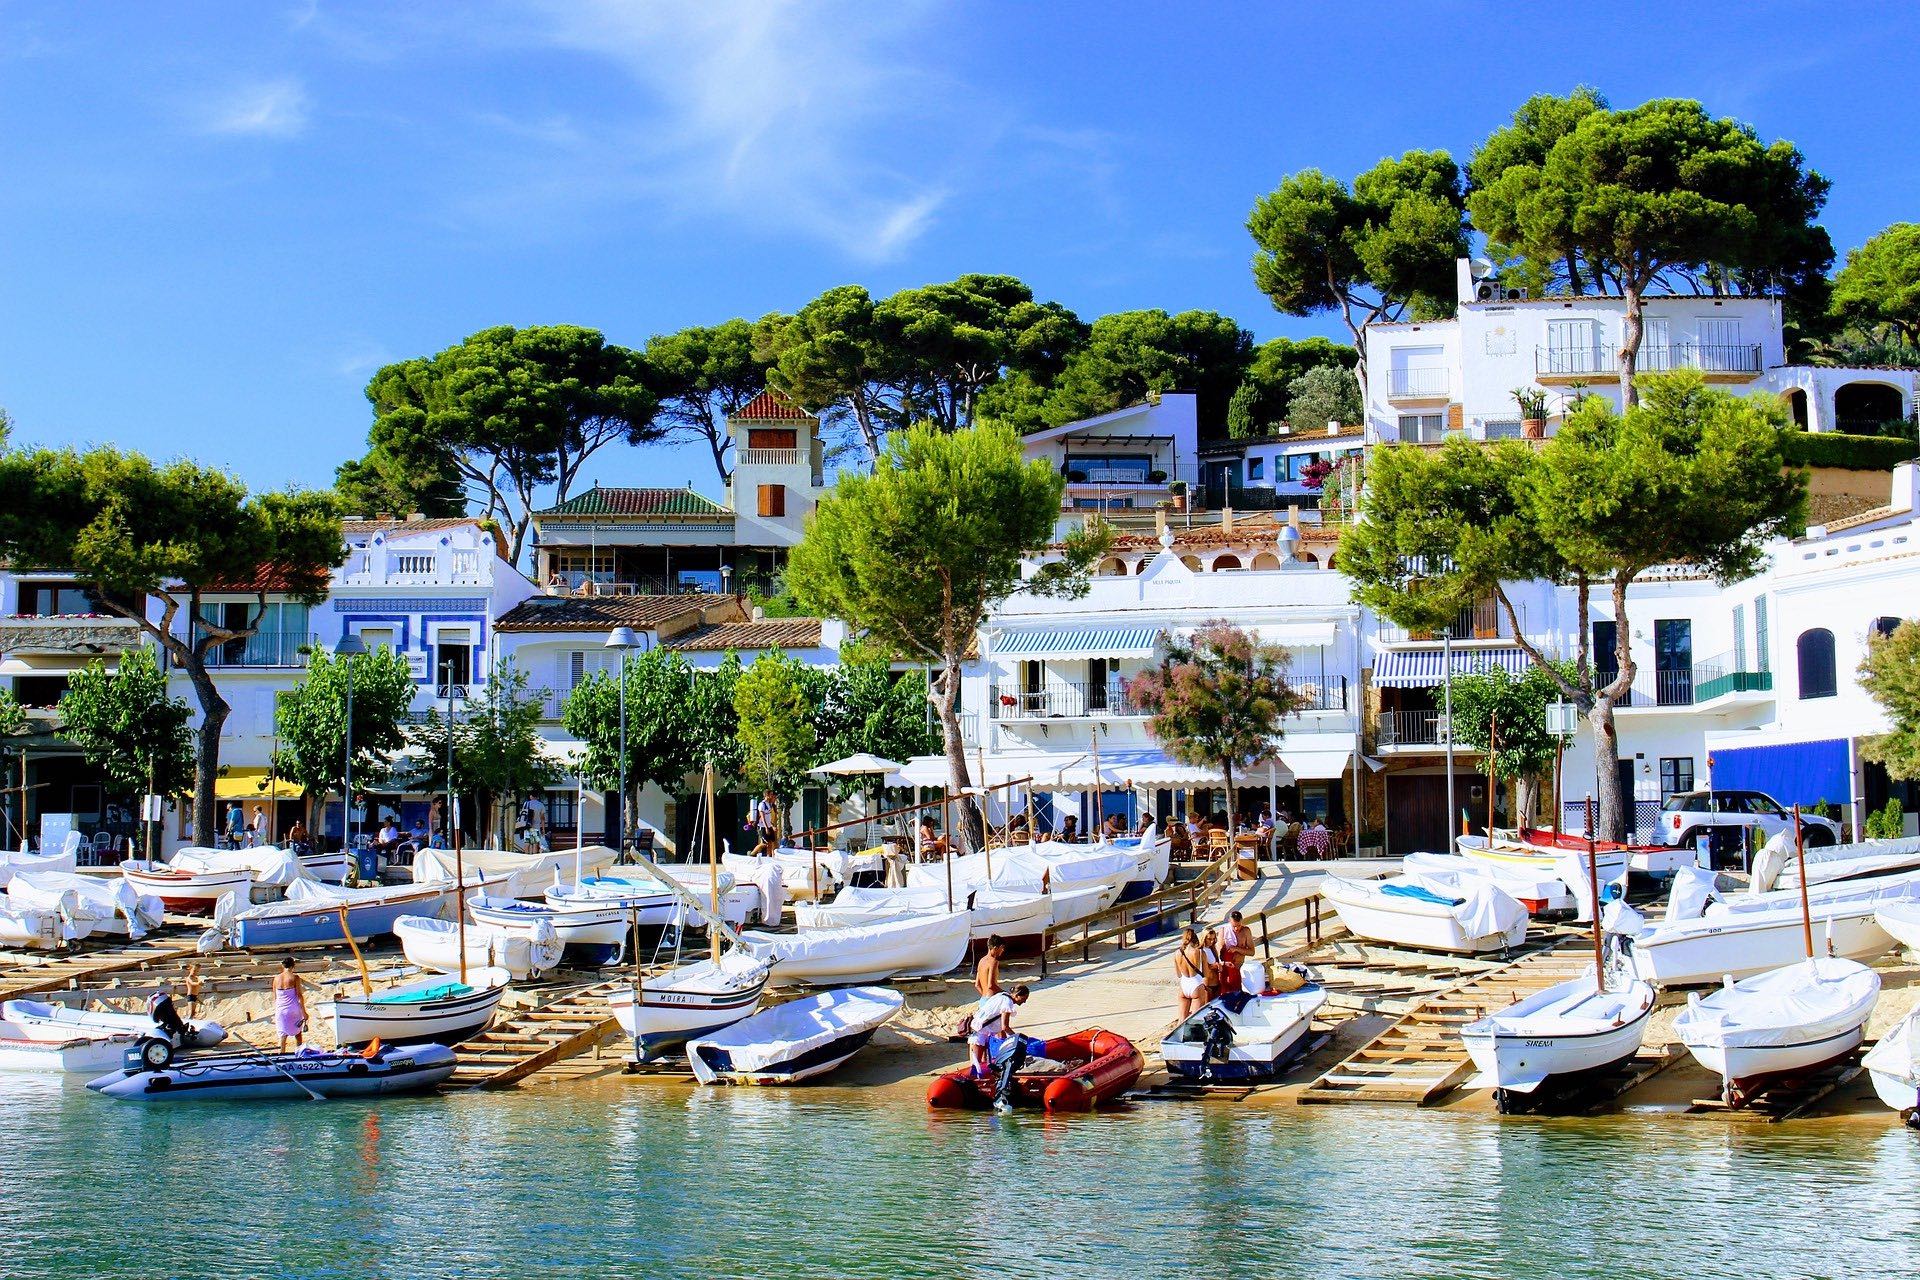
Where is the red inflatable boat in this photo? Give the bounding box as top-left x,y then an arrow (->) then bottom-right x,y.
926,1028 -> 1143,1112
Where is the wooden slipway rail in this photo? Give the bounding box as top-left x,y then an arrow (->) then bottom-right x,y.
448,979 -> 627,1090
1297,932 -> 1593,1106
0,934 -> 204,1002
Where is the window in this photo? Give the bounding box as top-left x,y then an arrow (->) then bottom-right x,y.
758,484 -> 786,518
359,626 -> 396,653
1592,620 -> 1619,683
196,601 -> 309,667
1659,757 -> 1695,800
1732,604 -> 1747,670
16,582 -> 95,616
394,553 -> 435,576
1654,619 -> 1693,705
1482,419 -> 1523,441
1544,319 -> 1601,375
1387,346 -> 1447,398
1755,596 -> 1770,672
1693,318 -> 1745,371
1874,617 -> 1903,639
435,629 -> 474,689
745,428 -> 797,450
13,675 -> 68,708
1247,458 -> 1264,482
1796,628 -> 1837,699
1396,413 -> 1444,444
1065,454 -> 1153,483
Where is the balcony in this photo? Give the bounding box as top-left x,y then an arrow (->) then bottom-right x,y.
1290,680 -> 1350,714
992,680 -> 1146,721
1378,709 -> 1443,748
0,613 -> 143,657
1535,343 -> 1763,383
203,631 -> 313,670
1387,367 -> 1449,400
738,448 -> 801,466
1377,599 -> 1507,644
1602,651 -> 1773,711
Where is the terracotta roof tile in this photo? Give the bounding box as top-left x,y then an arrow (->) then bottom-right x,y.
537,486 -> 732,518
495,592 -> 738,632
732,389 -> 812,422
662,619 -> 824,652
186,564 -> 332,595
1816,500 -> 1900,532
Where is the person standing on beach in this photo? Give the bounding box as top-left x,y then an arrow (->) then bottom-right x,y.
224,802 -> 246,849
273,957 -> 309,1053
1217,911 -> 1253,996
1173,928 -> 1208,1020
974,937 -> 1005,999
182,961 -> 204,1020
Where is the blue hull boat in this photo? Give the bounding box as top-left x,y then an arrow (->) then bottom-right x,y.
225,883 -> 454,949
87,1043 -> 457,1102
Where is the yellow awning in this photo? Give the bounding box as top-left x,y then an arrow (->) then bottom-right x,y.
213,768 -> 305,801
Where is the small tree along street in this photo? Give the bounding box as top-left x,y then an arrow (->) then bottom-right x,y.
1861,619 -> 1920,782
1128,623 -> 1305,833
787,421 -> 1108,847
0,446 -> 343,846
57,646 -> 195,816
1442,662 -> 1581,828
272,646 -> 418,839
733,652 -> 818,843
411,663 -> 557,846
1341,371 -> 1804,841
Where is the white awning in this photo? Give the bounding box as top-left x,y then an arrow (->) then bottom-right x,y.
1251,622 -> 1338,649
892,749 -> 1226,792
992,624 -> 1161,661
1275,749 -> 1357,781
1372,647 -> 1533,688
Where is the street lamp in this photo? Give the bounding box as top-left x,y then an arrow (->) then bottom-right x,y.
605,625 -> 640,856
1545,700 -> 1578,835
334,633 -> 367,858
1440,626 -> 1455,852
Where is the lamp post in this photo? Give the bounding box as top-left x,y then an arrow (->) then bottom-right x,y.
1546,700 -> 1578,835
605,626 -> 640,856
1440,626 -> 1455,852
334,633 -> 367,858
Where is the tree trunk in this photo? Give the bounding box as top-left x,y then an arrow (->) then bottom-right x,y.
181,660 -> 230,849
1222,763 -> 1235,838
1563,252 -> 1584,297
1590,572 -> 1641,842
1516,774 -> 1541,829
1618,283 -> 1644,408
933,659 -> 982,852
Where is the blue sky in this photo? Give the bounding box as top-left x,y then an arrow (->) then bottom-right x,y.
3,1 -> 1916,501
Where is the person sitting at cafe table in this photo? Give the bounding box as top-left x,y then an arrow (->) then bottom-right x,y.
917,818 -> 948,859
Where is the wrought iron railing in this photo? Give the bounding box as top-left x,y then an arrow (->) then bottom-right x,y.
204,631 -> 313,669
992,680 -> 1146,720
1536,343 -> 1763,377
1387,367 -> 1449,398
1378,709 -> 1443,747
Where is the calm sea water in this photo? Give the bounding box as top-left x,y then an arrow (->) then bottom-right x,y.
3,1074 -> 1914,1279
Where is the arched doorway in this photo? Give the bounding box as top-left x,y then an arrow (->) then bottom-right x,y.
1098,557 -> 1129,577
1212,554 -> 1243,571
1780,387 -> 1809,428
1834,381 -> 1907,435
1250,551 -> 1281,570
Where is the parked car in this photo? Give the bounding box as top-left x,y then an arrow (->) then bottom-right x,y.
1657,789 -> 1841,868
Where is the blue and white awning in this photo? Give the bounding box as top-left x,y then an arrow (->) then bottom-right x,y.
992,625 -> 1161,661
1372,647 -> 1534,688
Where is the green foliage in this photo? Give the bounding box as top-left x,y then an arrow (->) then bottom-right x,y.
1866,799 -> 1907,841
644,319 -> 772,484
1776,430 -> 1916,471
562,646 -> 706,798
410,663 -> 557,844
1283,364 -> 1362,432
1512,387 -> 1550,420
272,647 -> 419,805
356,325 -> 660,563
686,652 -> 744,786
1861,620 -> 1920,781
333,443 -> 466,520
1467,88 -> 1610,293
1128,623 -> 1305,816
0,687 -> 23,742
787,422 -> 1107,667
56,647 -> 194,797
1238,336 -> 1358,430
809,662 -> 939,796
1225,382 -> 1260,441
757,276 -> 1084,459
1247,151 -> 1468,383
976,309 -> 1252,436
733,653 -> 818,823
1831,223 -> 1920,348
1444,663 -> 1580,783
1810,799 -> 1839,822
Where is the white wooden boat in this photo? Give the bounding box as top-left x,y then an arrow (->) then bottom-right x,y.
1875,900 -> 1920,952
1674,957 -> 1880,1106
719,854 -> 787,925
1752,834 -> 1920,893
608,951 -> 771,1059
687,986 -> 902,1085
171,844 -> 347,885
1458,834 -> 1633,881
1462,972 -> 1656,1100
550,870 -> 747,929
414,844 -> 618,900
395,914 -> 562,981
10,871 -> 165,940
1162,981 -> 1327,1082
1402,853 -> 1573,915
320,968 -> 511,1046
1,998 -> 226,1048
121,860 -> 259,913
0,833 -> 82,887
794,884 -> 1050,951
1320,873 -> 1528,955
1625,882 -> 1919,987
1862,999 -> 1920,1120
0,1021 -> 133,1074
470,894 -> 629,961
742,910 -> 970,985
0,904 -> 66,949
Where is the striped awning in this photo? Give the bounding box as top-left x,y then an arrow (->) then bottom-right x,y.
992,625 -> 1160,660
1372,647 -> 1533,688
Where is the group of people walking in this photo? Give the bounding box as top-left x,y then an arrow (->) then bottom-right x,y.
1172,910 -> 1259,1021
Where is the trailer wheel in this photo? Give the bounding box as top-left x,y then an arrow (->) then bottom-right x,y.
137,1036 -> 175,1071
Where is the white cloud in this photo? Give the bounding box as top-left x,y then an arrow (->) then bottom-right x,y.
201,77 -> 310,138
509,0 -> 959,261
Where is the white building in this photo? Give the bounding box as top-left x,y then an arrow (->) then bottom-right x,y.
1019,392 -> 1202,513
1365,259 -> 1916,445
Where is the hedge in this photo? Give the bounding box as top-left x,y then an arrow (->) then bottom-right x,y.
1778,430 -> 1918,471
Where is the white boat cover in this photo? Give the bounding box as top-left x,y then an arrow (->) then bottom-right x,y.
719,854 -> 788,924
691,986 -> 902,1074
395,913 -> 562,980
742,909 -> 970,982
1395,874 -> 1530,940
1664,865 -> 1725,924
413,844 -> 618,899
1403,853 -> 1565,904
769,847 -> 849,894
9,871 -> 164,939
1549,853 -> 1633,925
794,885 -> 948,929
170,845 -> 312,887
0,905 -> 64,947
1750,832 -> 1920,893
1876,900 -> 1920,949
1674,957 -> 1881,1050
0,833 -> 83,887
1862,1002 -> 1920,1090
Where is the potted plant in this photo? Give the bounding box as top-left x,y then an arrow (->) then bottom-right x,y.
1167,479 -> 1188,511
1147,469 -> 1167,484
1512,387 -> 1550,438
1067,468 -> 1087,483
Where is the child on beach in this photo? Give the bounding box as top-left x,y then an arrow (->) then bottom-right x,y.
182,962 -> 204,1020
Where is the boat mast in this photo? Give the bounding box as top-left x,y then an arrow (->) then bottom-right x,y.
1486,712 -> 1498,841
705,761 -> 721,964
1793,803 -> 1814,959
1586,795 -> 1603,992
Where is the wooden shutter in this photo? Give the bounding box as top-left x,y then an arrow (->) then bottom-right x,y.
758,484 -> 786,517
1447,403 -> 1464,433
746,428 -> 797,450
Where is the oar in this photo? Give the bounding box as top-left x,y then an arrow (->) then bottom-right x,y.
230,1036 -> 328,1102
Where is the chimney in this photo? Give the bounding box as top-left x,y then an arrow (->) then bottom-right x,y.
1326,420 -> 1341,436
1287,504 -> 1301,529
1222,505 -> 1234,533
407,512 -> 426,522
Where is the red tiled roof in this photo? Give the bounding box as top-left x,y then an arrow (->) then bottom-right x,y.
733,389 -> 811,422
340,517 -> 480,539
662,619 -> 825,652
495,592 -> 741,633
184,564 -> 332,595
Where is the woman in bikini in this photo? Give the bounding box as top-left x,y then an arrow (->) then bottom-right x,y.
1173,927 -> 1209,1021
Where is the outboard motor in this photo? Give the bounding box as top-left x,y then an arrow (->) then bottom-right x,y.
1199,1007 -> 1236,1079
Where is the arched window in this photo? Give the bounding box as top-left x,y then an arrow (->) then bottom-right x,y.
1874,616 -> 1903,640
1212,554 -> 1242,571
1179,555 -> 1203,573
1098,557 -> 1128,577
1797,628 -> 1837,699
1250,551 -> 1281,571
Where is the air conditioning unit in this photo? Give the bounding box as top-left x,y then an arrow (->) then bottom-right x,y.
1475,280 -> 1499,302
1503,285 -> 1530,301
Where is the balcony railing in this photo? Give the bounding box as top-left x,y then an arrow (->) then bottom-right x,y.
1535,343 -> 1763,377
1378,709 -> 1443,747
1599,651 -> 1773,708
738,448 -> 801,466
1388,367 -> 1449,399
992,680 -> 1146,720
1377,599 -> 1506,643
1289,680 -> 1349,713
204,631 -> 313,669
